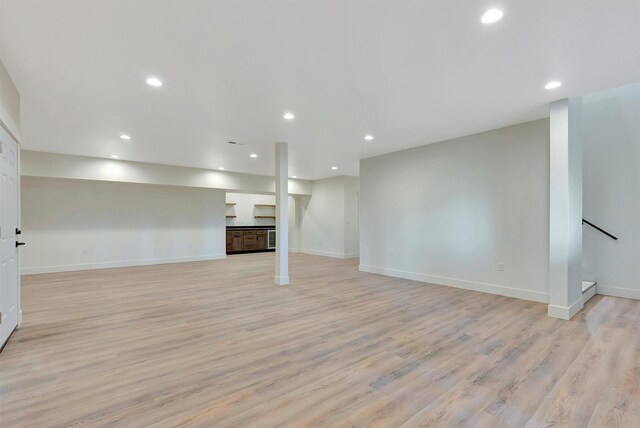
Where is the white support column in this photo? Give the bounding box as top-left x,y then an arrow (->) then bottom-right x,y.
548,98 -> 583,319
275,142 -> 290,285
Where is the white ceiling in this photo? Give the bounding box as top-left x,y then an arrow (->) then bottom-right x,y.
1,0 -> 639,180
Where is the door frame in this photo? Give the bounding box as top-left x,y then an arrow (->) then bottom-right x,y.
0,122 -> 21,350
16,144 -> 21,327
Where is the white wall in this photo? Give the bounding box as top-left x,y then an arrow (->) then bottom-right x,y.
21,177 -> 226,274
299,176 -> 359,259
360,119 -> 550,303
288,195 -> 300,253
582,83 -> 640,300
225,192 -> 276,227
343,176 -> 360,258
300,178 -> 344,258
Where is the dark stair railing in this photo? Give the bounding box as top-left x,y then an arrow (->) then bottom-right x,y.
582,219 -> 618,241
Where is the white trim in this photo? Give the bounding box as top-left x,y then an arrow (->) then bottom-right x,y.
21,254 -> 227,275
582,280 -> 597,293
0,108 -> 21,144
274,275 -> 290,285
597,285 -> 640,300
358,264 -> 549,303
547,298 -> 584,320
300,249 -> 359,259
341,252 -> 359,259
582,283 -> 597,304
17,144 -> 21,326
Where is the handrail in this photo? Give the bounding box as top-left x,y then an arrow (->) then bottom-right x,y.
582,219 -> 618,241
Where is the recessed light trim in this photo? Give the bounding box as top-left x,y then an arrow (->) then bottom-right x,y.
111,155 -> 119,159
331,166 -> 338,170
364,135 -> 374,141
292,175 -> 297,178
545,81 -> 562,90
250,153 -> 258,158
283,112 -> 295,120
218,167 -> 225,170
146,77 -> 163,87
120,134 -> 131,140
481,9 -> 503,24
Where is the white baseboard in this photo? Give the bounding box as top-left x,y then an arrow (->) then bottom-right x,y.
359,264 -> 549,303
274,275 -> 290,285
582,284 -> 597,304
548,298 -> 584,320
21,254 -> 227,275
300,249 -> 360,259
597,285 -> 640,300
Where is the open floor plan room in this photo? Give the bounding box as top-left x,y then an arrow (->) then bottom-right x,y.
1,1 -> 639,427
2,254 -> 639,427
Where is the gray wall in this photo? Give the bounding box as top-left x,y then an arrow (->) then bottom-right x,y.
299,176 -> 360,259
21,177 -> 226,274
582,83 -> 640,299
360,119 -> 550,302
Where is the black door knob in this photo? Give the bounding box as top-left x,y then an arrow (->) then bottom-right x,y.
16,228 -> 22,235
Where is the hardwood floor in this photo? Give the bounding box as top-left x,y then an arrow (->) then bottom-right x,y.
1,253 -> 639,427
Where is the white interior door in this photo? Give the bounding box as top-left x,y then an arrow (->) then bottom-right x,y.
0,126 -> 19,349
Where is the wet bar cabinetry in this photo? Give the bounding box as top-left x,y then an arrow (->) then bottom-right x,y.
226,227 -> 274,254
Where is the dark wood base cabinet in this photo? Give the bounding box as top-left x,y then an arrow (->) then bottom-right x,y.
226,231 -> 243,253
226,229 -> 272,254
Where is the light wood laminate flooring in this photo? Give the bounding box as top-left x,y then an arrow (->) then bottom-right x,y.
1,253 -> 639,427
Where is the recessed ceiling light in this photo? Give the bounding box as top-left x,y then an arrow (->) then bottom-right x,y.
545,81 -> 562,90
283,112 -> 295,120
218,167 -> 225,170
250,153 -> 258,158
120,134 -> 131,140
111,155 -> 119,159
364,135 -> 374,141
292,175 -> 297,178
481,9 -> 503,24
331,166 -> 338,170
146,77 -> 163,87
